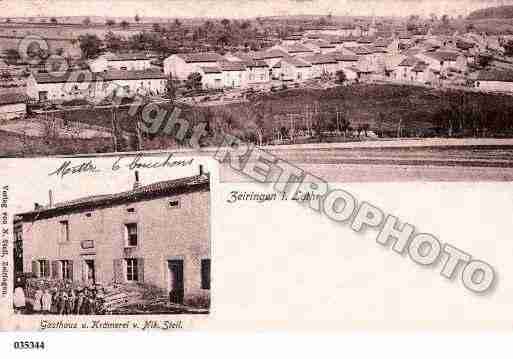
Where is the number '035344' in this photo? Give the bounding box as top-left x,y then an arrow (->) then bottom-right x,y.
13,341 -> 45,350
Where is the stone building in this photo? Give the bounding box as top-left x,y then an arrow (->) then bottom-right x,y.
14,170 -> 211,305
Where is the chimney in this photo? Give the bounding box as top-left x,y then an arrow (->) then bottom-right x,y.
48,190 -> 53,208
133,171 -> 140,190
199,165 -> 204,175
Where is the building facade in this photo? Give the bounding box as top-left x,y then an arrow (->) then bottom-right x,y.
0,93 -> 27,120
26,69 -> 167,102
15,172 -> 211,305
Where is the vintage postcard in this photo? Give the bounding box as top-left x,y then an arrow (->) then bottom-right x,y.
0,0 -> 512,343
0,154 -> 214,331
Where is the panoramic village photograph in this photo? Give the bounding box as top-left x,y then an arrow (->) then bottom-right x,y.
1,0 -> 513,179
12,165 -> 211,315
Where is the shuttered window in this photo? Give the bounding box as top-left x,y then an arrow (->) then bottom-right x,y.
59,220 -> 69,242
125,223 -> 138,247
201,259 -> 211,290
38,259 -> 50,278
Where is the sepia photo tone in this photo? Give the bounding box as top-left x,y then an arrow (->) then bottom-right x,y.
1,0 -> 513,183
12,166 -> 211,315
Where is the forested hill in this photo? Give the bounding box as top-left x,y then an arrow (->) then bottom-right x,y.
468,5 -> 513,20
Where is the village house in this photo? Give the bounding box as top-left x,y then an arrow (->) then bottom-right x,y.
415,50 -> 467,77
243,60 -> 270,89
272,43 -> 314,58
373,37 -> 400,54
0,92 -> 27,120
90,52 -> 157,73
26,69 -> 167,102
410,61 -> 434,84
248,49 -> 288,68
331,52 -> 359,72
226,52 -> 270,88
272,56 -> 312,82
302,39 -> 337,54
105,52 -> 156,71
300,53 -> 338,78
218,61 -> 247,88
198,66 -> 223,90
14,170 -> 211,306
340,35 -> 360,48
394,56 -> 418,81
163,52 -> 226,80
475,69 -> 513,92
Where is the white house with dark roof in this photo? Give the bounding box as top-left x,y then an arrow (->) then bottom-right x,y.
0,92 -> 27,120
26,69 -> 167,102
302,39 -> 337,54
272,56 -> 312,82
247,49 -> 288,68
394,56 -> 418,81
226,52 -> 270,88
14,171 -> 211,306
415,50 -> 467,75
88,52 -> 157,73
218,61 -> 247,88
300,53 -> 338,78
331,52 -> 359,72
163,52 -> 226,80
198,66 -> 224,90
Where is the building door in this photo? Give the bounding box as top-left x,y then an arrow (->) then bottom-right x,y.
168,260 -> 184,304
85,260 -> 96,285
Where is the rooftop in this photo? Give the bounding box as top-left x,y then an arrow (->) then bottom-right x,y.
18,173 -> 210,220
345,46 -> 374,55
249,49 -> 288,60
107,52 -> 156,61
304,39 -> 336,49
301,53 -> 337,65
423,50 -> 461,62
398,56 -> 418,67
412,61 -> 429,72
477,69 -> 513,83
280,56 -> 312,67
219,61 -> 247,72
32,69 -> 167,84
0,92 -> 27,106
280,43 -> 313,53
331,52 -> 359,62
200,66 -> 222,74
175,52 -> 225,63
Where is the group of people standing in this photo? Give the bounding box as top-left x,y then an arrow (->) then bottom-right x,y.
14,280 -> 105,315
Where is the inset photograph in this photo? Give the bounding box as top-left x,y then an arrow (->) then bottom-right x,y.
13,163 -> 211,315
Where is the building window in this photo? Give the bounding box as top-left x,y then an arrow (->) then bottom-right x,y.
126,258 -> 139,281
39,259 -> 49,278
201,259 -> 211,290
59,220 -> 69,242
61,260 -> 73,280
125,223 -> 138,247
168,198 -> 180,209
127,207 -> 135,213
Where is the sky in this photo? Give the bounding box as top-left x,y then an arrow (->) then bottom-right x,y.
2,155 -> 213,214
2,0 -> 513,19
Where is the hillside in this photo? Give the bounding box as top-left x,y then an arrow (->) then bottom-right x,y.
468,5 -> 513,20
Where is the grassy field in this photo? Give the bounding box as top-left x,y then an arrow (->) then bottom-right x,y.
4,83 -> 513,156
217,84 -> 513,139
